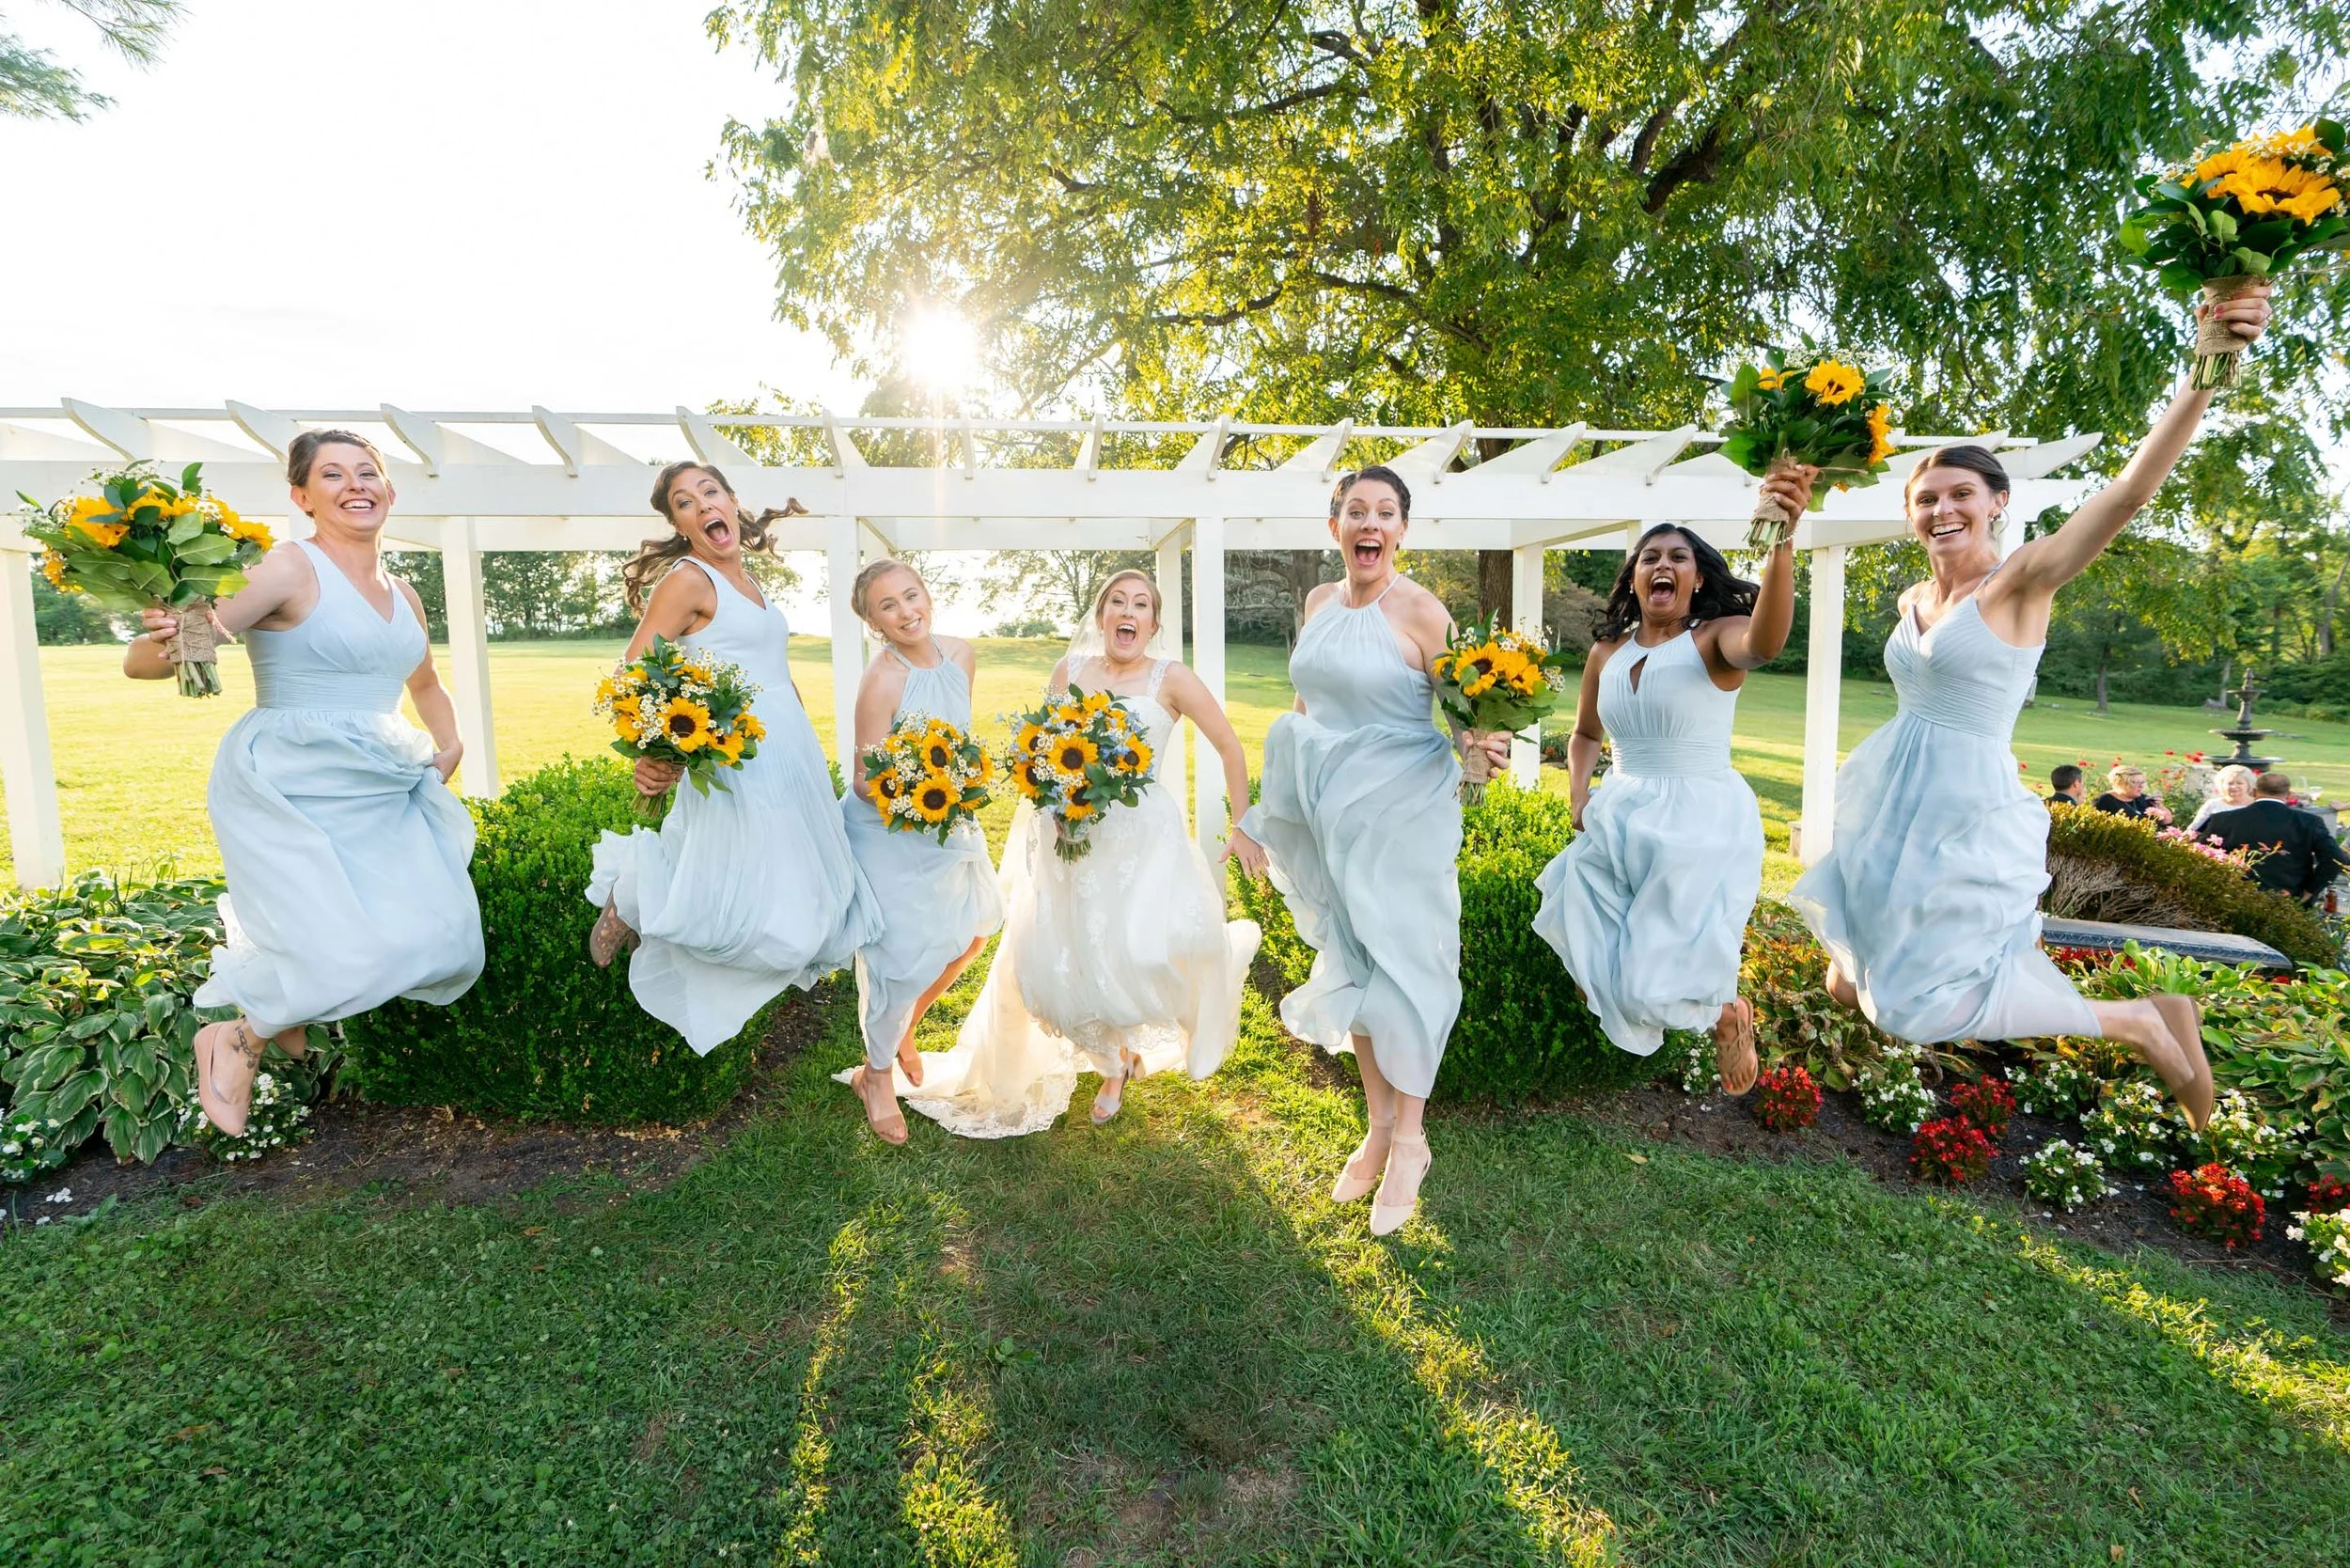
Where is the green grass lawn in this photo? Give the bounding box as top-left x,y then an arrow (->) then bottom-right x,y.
5,975 -> 2347,1564
11,638 -> 2350,898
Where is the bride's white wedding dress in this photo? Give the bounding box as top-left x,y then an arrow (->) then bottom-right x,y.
890,657 -> 1261,1138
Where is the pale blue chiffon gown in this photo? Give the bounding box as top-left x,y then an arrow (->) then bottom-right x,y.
1240,583 -> 1462,1098
1789,590 -> 2098,1043
196,540 -> 482,1036
1533,628 -> 1762,1055
586,557 -> 881,1055
839,644 -> 1002,1072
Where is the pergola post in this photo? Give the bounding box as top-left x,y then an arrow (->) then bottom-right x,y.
0,550 -> 66,886
825,514 -> 864,769
1510,543 -> 1545,788
1797,544 -> 1848,865
1153,528 -> 1189,833
1190,512 -> 1227,847
437,517 -> 500,798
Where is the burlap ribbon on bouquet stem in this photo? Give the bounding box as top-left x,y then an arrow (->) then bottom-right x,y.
1745,455 -> 1810,554
2190,274 -> 2265,390
160,597 -> 224,697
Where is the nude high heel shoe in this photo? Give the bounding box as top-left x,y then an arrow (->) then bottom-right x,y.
1332,1119 -> 1395,1203
1369,1135 -> 1431,1237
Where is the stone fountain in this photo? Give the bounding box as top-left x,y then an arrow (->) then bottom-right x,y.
2214,666 -> 2279,773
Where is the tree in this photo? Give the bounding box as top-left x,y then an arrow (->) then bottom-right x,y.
4,1 -> 178,119
980,549 -> 1152,631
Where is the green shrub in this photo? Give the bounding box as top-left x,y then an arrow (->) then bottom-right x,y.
342,758 -> 763,1123
1234,780 -> 1635,1105
2044,806 -> 2337,965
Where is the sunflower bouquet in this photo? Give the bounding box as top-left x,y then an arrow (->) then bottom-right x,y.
1430,614 -> 1573,805
864,713 -> 992,844
999,686 -> 1154,861
595,636 -> 764,822
2120,120 -> 2348,388
1718,351 -> 1900,553
18,462 -> 274,695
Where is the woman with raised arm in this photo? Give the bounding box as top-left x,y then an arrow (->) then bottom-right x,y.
585,462 -> 879,1055
889,570 -> 1263,1138
1791,286 -> 2273,1131
834,558 -> 1003,1144
1239,466 -> 1513,1236
130,430 -> 481,1137
1534,478 -> 1810,1094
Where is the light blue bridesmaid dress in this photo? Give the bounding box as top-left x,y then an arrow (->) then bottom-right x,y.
195,540 -> 482,1035
839,643 -> 1002,1072
1533,627 -> 1762,1055
1240,582 -> 1462,1098
586,557 -> 881,1055
1789,588 -> 2098,1043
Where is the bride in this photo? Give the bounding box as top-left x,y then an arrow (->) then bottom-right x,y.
888,570 -> 1264,1137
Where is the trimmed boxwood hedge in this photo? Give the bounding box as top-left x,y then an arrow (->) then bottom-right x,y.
2044,806 -> 2338,966
342,758 -> 766,1123
1235,780 -> 1641,1105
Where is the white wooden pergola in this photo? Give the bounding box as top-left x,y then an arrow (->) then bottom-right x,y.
0,401 -> 2099,887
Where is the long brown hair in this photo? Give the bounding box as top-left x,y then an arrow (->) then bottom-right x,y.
622,460 -> 804,614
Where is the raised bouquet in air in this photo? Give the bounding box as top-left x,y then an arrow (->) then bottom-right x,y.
1000,687 -> 1153,860
1719,351 -> 1900,552
2120,120 -> 2348,388
1430,613 -> 1573,805
595,635 -> 764,822
864,713 -> 992,844
18,462 -> 274,696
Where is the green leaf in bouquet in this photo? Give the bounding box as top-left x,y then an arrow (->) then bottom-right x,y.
165,511 -> 209,546
104,475 -> 137,508
2315,118 -> 2345,155
2231,248 -> 2272,274
180,462 -> 203,493
176,531 -> 236,565
1726,364 -> 1761,400
2206,208 -> 2237,243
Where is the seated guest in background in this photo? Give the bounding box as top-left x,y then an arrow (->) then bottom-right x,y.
2048,763 -> 2087,806
2092,763 -> 2172,823
2187,763 -> 2257,832
2200,771 -> 2350,903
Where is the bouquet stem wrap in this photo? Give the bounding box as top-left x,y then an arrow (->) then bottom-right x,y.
2191,274 -> 2267,389
162,596 -> 222,698
1746,455 -> 1809,555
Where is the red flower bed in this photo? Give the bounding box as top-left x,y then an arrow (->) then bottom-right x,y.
1752,1065 -> 1822,1133
1911,1117 -> 1995,1184
1948,1075 -> 2015,1141
2168,1164 -> 2265,1248
2305,1174 -> 2350,1215
2045,946 -> 2116,974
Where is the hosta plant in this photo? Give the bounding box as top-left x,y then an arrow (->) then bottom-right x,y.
2022,1138 -> 2117,1212
1911,1117 -> 1995,1184
2167,1162 -> 2265,1248
179,1052 -> 325,1163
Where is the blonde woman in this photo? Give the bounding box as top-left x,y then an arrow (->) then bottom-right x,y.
2188,764 -> 2256,833
896,570 -> 1262,1137
834,559 -> 1002,1143
132,431 -> 481,1137
586,462 -> 880,1054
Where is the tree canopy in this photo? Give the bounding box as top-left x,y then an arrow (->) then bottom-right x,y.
2,1 -> 178,120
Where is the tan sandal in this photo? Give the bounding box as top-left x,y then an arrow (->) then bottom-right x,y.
895,1032 -> 924,1089
850,1065 -> 908,1145
1090,1048 -> 1141,1126
588,898 -> 638,967
1716,998 -> 1759,1095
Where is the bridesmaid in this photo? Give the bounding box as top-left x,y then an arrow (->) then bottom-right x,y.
1240,466 -> 1512,1234
1792,286 -> 2275,1130
130,430 -> 482,1136
837,558 -> 1003,1143
586,462 -> 881,1054
1533,477 -> 1810,1094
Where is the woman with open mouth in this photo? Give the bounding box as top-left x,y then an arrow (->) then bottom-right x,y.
830,557 -> 1002,1144
1532,479 -> 1809,1094
1240,465 -> 1513,1236
1790,283 -> 2274,1132
586,461 -> 880,1056
132,430 -> 483,1138
891,569 -> 1264,1138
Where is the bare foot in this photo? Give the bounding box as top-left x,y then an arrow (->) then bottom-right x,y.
1825,964 -> 1858,1012
1715,998 -> 1759,1095
273,1025 -> 310,1061
896,1031 -> 924,1089
191,1019 -> 259,1137
1332,1120 -> 1395,1203
850,1065 -> 908,1145
2145,995 -> 2215,1132
1371,1135 -> 1432,1237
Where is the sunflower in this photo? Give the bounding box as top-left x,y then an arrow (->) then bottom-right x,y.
213,502 -> 274,549
912,770 -> 958,823
1012,757 -> 1049,799
1014,720 -> 1046,756
713,729 -> 745,764
1081,691 -> 1111,715
1802,359 -> 1865,406
875,770 -> 906,802
1120,739 -> 1155,776
1756,368 -> 1787,392
1052,702 -> 1085,726
1061,798 -> 1096,822
736,712 -> 766,743
1051,733 -> 1099,775
661,698 -> 715,752
39,551 -> 75,591
64,496 -> 128,548
972,749 -> 994,783
921,732 -> 956,771
1866,403 -> 1896,464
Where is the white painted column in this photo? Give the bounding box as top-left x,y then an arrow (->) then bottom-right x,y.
1511,543 -> 1545,788
1797,544 -> 1847,866
0,550 -> 65,886
825,514 -> 864,776
1153,532 -> 1189,834
437,518 -> 500,798
1190,512 -> 1228,847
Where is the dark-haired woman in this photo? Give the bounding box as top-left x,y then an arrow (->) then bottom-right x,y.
585,462 -> 879,1055
1241,465 -> 1512,1235
1533,475 -> 1809,1094
1791,287 -> 2273,1132
131,431 -> 482,1137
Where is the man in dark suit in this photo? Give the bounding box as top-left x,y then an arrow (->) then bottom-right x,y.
2047,763 -> 2086,806
2200,771 -> 2350,903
